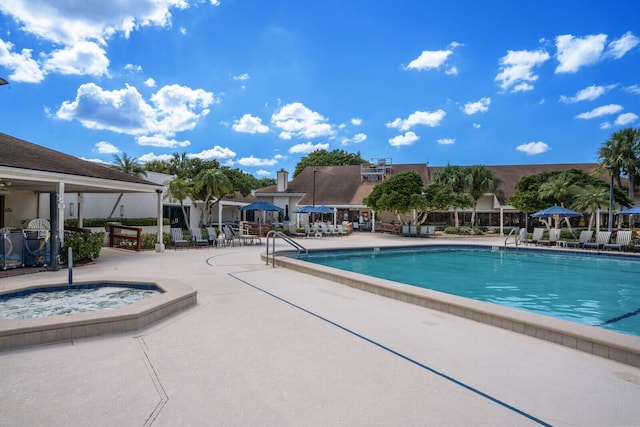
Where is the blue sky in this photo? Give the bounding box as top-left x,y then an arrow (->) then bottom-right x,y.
1,0 -> 639,179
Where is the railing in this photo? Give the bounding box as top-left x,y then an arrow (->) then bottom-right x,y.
266,230 -> 307,267
107,223 -> 142,251
504,227 -> 525,249
380,222 -> 401,235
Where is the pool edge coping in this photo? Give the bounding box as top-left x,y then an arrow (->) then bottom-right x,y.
268,251 -> 640,369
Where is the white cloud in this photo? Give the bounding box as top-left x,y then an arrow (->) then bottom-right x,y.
136,134 -> 190,148
256,170 -> 271,177
473,123 -> 481,129
95,141 -> 119,154
145,78 -> 156,88
576,104 -> 624,119
0,1 -> 192,81
190,146 -> 236,160
606,31 -> 639,59
43,41 -> 109,76
462,97 -> 491,115
238,156 -> 278,167
614,112 -> 638,126
0,39 -> 45,83
389,132 -> 419,147
386,109 -> 446,131
82,157 -> 111,164
560,84 -> 615,103
623,84 -> 640,95
233,73 -> 250,81
600,122 -> 612,130
288,142 -> 329,154
352,133 -> 367,143
57,83 -> 215,138
271,102 -> 335,140
138,152 -> 174,163
404,42 -> 460,72
495,49 -> 550,92
124,63 -> 141,72
437,138 -> 455,145
517,141 -> 549,155
555,34 -> 607,73
445,66 -> 458,75
351,118 -> 362,126
232,113 -> 269,134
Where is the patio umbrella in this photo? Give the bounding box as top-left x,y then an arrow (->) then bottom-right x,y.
531,205 -> 581,236
293,205 -> 323,213
618,206 -> 640,215
240,200 -> 283,212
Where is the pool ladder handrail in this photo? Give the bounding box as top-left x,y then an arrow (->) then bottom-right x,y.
504,227 -> 524,248
266,230 -> 308,267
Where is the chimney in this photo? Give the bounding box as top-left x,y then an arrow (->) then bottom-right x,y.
277,169 -> 288,192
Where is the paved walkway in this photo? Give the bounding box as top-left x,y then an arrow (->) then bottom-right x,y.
1,233 -> 639,426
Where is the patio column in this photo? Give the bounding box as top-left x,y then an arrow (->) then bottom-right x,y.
77,193 -> 84,228
499,207 -> 504,237
155,189 -> 165,252
57,181 -> 65,246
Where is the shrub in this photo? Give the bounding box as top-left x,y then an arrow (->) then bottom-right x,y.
61,230 -> 105,264
444,226 -> 484,235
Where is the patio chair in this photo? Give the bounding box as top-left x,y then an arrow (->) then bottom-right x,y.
537,229 -> 560,246
223,225 -> 241,247
190,228 -> 209,249
603,230 -> 632,251
206,227 -> 219,247
402,225 -> 410,237
565,230 -> 593,249
530,227 -> 545,245
170,228 -> 188,250
409,225 -> 418,237
336,224 -> 348,236
583,231 -> 611,250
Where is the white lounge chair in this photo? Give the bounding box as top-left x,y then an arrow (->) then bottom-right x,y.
190,228 -> 209,249
170,228 -> 188,250
530,227 -> 545,245
566,230 -> 593,248
583,231 -> 611,250
603,230 -> 632,251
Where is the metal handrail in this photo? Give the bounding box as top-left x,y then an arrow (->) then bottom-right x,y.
266,230 -> 308,267
504,227 -> 518,248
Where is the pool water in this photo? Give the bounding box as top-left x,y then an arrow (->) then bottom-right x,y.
0,283 -> 162,319
297,246 -> 640,337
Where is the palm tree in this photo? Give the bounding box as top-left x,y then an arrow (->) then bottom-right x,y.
571,185 -> 608,230
598,127 -> 640,200
463,165 -> 503,226
538,173 -> 575,207
193,168 -> 233,226
164,177 -> 193,229
429,164 -> 468,226
108,153 -> 147,218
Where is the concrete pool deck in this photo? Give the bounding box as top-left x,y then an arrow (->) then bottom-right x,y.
0,233 -> 639,426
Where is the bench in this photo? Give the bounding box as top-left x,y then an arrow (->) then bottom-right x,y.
107,224 -> 142,251
380,223 -> 401,235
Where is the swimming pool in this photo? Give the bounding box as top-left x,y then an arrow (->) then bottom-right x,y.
294,246 -> 640,337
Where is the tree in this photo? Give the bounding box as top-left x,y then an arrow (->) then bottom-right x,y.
164,177 -> 193,229
192,168 -> 233,226
428,164 -> 470,226
598,127 -> 640,200
363,171 -> 426,224
293,149 -> 366,177
462,165 -> 503,226
109,153 -> 147,218
538,173 -> 576,207
571,185 -> 608,230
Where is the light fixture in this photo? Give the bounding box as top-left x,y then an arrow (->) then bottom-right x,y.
120,205 -> 125,217
69,202 -> 75,217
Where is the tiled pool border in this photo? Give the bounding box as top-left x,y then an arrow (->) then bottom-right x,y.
271,247 -> 640,368
0,279 -> 197,351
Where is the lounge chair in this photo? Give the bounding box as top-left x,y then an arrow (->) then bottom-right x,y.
409,225 -> 418,237
565,230 -> 593,248
206,227 -> 219,247
190,228 -> 209,249
529,227 -> 545,245
537,229 -> 560,246
170,228 -> 188,250
336,224 -> 348,236
583,231 -> 611,250
419,226 -> 429,238
603,230 -> 632,251
402,225 -> 410,237
516,227 -> 528,245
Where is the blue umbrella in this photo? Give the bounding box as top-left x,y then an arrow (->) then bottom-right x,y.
315,205 -> 334,214
293,205 -> 323,213
240,200 -> 283,212
531,205 -> 581,218
618,206 -> 640,215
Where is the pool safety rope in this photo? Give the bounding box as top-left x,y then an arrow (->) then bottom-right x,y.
229,272 -> 552,427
